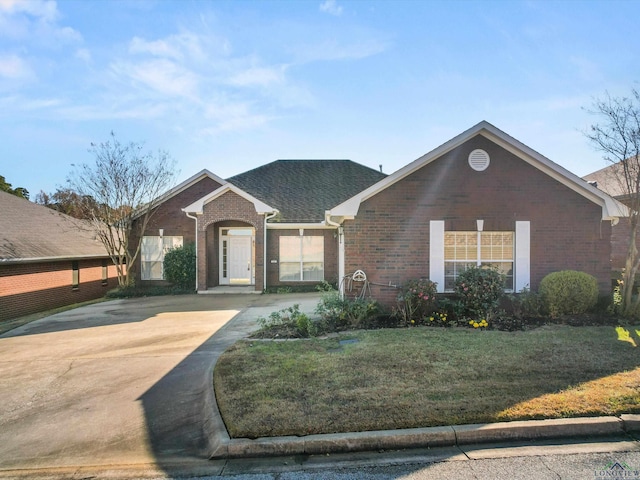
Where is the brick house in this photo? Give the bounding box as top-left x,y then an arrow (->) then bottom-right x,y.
0,191 -> 119,321
133,121 -> 626,305
583,161 -> 638,275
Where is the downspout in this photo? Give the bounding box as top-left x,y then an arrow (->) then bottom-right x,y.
264,211 -> 278,292
185,212 -> 198,292
325,212 -> 345,298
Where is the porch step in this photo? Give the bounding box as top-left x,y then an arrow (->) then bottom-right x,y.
199,286 -> 261,295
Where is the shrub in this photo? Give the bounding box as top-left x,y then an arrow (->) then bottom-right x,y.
539,270 -> 599,317
506,286 -> 543,319
454,266 -> 505,319
255,304 -> 317,338
394,278 -> 438,325
315,291 -> 381,331
163,243 -> 196,289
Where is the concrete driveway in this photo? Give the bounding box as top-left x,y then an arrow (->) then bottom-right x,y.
0,293 -> 320,476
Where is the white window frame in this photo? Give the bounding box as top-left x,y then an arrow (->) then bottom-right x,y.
279,234 -> 324,282
443,231 -> 514,291
429,220 -> 530,293
141,235 -> 183,280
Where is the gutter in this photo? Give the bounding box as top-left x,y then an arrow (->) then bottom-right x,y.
325,212 -> 345,297
264,211 -> 278,291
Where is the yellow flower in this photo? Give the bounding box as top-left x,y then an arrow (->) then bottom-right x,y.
469,320 -> 474,325
410,319 -> 415,324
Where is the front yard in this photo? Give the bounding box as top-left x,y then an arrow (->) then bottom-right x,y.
214,325 -> 640,439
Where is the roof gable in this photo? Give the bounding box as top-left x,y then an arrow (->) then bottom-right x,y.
0,191 -> 108,262
329,121 -> 627,221
133,169 -> 226,220
228,160 -> 387,223
182,183 -> 276,215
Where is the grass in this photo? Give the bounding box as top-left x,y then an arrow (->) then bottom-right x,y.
213,325 -> 640,439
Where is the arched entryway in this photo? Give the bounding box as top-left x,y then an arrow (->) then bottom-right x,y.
206,220 -> 256,287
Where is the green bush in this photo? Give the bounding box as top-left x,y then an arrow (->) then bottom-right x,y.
454,266 -> 505,320
315,291 -> 381,331
394,278 -> 438,325
163,243 -> 196,289
255,304 -> 316,338
539,270 -> 599,317
507,287 -> 543,319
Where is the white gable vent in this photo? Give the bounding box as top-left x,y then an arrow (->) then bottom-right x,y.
468,149 -> 490,171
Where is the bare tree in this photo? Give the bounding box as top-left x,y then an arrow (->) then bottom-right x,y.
68,132 -> 176,286
585,89 -> 640,315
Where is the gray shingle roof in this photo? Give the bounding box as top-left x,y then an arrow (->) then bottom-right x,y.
0,190 -> 109,262
227,160 -> 387,222
583,162 -> 629,199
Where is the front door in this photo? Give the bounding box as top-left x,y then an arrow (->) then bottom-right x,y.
229,236 -> 252,284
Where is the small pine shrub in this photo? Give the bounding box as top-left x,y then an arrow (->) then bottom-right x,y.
539,270 -> 599,317
163,243 -> 196,289
454,266 -> 505,319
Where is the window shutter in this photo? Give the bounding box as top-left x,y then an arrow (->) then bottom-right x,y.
515,221 -> 530,292
430,220 -> 445,293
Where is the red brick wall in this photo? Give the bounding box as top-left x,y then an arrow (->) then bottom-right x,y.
343,135 -> 612,306
198,191 -> 265,291
130,176 -> 223,283
0,258 -> 118,321
265,229 -> 339,288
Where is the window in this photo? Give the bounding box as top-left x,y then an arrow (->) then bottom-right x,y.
279,235 -> 324,281
444,231 -> 514,291
72,261 -> 79,290
141,235 -> 183,280
101,259 -> 108,286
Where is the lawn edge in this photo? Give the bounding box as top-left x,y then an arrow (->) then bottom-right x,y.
210,415 -> 640,459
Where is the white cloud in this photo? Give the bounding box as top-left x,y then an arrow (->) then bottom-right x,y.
75,48 -> 91,63
111,58 -> 199,98
0,0 -> 59,22
228,65 -> 287,87
319,0 -> 343,16
294,37 -> 388,62
0,54 -> 33,79
129,32 -> 209,62
0,0 -> 82,46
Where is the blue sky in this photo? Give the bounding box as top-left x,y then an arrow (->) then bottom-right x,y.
1,0 -> 638,198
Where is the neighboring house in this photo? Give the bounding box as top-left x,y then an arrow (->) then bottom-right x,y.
130,161 -> 387,290
583,162 -> 636,273
0,191 -> 118,321
132,121 -> 626,306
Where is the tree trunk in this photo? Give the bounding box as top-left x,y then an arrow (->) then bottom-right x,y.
623,214 -> 640,315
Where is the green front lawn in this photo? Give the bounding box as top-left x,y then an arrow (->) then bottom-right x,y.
214,325 -> 640,439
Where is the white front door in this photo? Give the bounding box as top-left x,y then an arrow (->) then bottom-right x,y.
229,236 -> 252,284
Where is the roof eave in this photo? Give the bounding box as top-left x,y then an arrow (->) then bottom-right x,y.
0,253 -> 112,264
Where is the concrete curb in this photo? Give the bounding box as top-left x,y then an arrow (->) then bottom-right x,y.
210,415 -> 640,459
